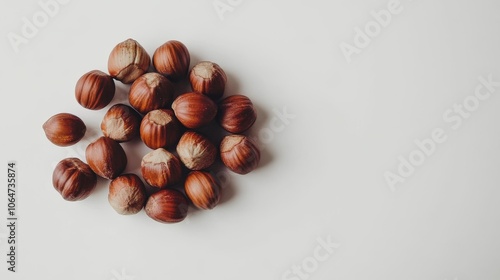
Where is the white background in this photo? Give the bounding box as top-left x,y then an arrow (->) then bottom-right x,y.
1,0 -> 500,279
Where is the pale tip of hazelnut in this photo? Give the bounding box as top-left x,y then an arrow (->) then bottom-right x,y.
148,109 -> 173,125
103,118 -> 127,140
192,61 -> 216,79
143,147 -> 176,163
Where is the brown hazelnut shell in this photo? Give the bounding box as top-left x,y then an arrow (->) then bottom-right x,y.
176,131 -> 217,170
43,113 -> 86,147
107,38 -> 150,84
75,70 -> 115,110
140,109 -> 181,149
85,136 -> 128,179
129,72 -> 175,114
52,158 -> 97,201
171,92 -> 217,129
141,148 -> 183,188
108,173 -> 147,215
101,104 -> 141,142
220,135 -> 260,175
217,95 -> 257,133
189,61 -> 227,100
145,188 -> 188,223
153,40 -> 190,82
185,171 -> 221,210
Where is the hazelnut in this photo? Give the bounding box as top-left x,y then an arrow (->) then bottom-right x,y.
189,61 -> 227,100
85,136 -> 128,179
101,104 -> 141,142
145,188 -> 188,223
140,109 -> 181,149
75,70 -> 115,110
153,40 -> 190,82
176,131 -> 216,170
108,38 -> 150,84
220,135 -> 260,175
141,148 -> 183,189
52,158 -> 97,201
171,92 -> 217,129
43,113 -> 86,146
184,171 -> 221,210
217,95 -> 257,133
108,174 -> 147,215
129,72 -> 175,114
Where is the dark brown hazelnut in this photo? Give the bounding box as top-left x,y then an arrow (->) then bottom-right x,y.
85,136 -> 128,179
141,148 -> 183,189
43,113 -> 86,147
75,70 -> 115,110
171,92 -> 217,129
176,131 -> 216,170
140,109 -> 181,149
185,171 -> 221,210
145,188 -> 188,223
101,104 -> 141,142
108,38 -> 150,84
129,72 -> 175,114
108,174 -> 147,215
153,40 -> 190,82
220,135 -> 260,175
52,158 -> 97,201
217,94 -> 257,133
189,61 -> 227,100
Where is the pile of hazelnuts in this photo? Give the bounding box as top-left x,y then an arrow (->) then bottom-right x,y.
42,39 -> 260,224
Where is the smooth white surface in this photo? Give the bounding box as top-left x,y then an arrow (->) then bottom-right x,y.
1,0 -> 500,279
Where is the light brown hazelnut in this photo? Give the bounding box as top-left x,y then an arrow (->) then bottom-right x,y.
145,188 -> 188,223
217,94 -> 257,133
129,72 -> 175,115
184,171 -> 221,210
75,70 -> 115,110
85,136 -> 128,179
108,38 -> 150,84
140,109 -> 181,149
153,40 -> 190,82
189,61 -> 227,100
171,92 -> 217,129
176,131 -> 216,170
43,113 -> 86,147
141,148 -> 183,189
52,158 -> 97,201
108,174 -> 147,215
220,135 -> 260,175
101,104 -> 141,142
